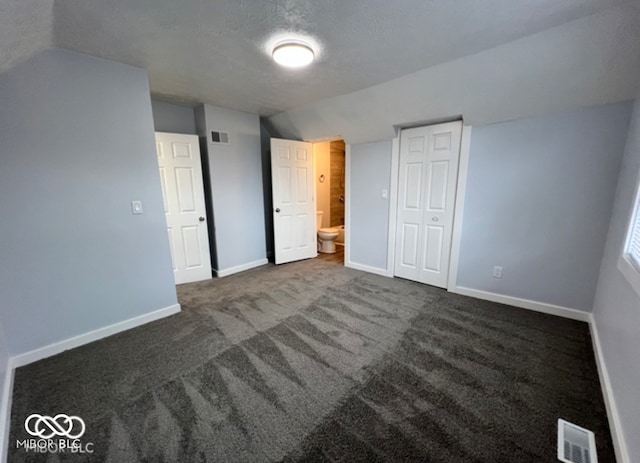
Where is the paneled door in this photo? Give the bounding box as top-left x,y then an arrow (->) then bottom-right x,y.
155,132 -> 212,284
271,138 -> 316,264
394,122 -> 462,288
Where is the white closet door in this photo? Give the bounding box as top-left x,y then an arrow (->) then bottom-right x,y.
394,121 -> 462,288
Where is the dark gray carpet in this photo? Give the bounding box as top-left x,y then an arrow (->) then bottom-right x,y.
8,256 -> 615,462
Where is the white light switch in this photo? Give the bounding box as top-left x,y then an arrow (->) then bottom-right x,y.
382,189 -> 388,199
131,200 -> 143,215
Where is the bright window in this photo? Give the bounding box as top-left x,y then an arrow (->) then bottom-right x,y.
619,175 -> 640,296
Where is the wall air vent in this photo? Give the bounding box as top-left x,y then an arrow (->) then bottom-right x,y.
211,131 -> 229,144
557,419 -> 597,463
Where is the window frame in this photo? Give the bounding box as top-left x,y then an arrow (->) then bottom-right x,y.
618,171 -> 640,297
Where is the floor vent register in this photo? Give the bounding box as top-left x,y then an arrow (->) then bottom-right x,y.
558,419 -> 597,463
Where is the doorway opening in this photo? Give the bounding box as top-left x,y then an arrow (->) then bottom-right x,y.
314,139 -> 346,266
268,137 -> 347,267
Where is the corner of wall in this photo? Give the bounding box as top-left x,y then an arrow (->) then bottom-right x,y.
198,104 -> 266,270
0,326 -> 11,463
588,94 -> 640,463
588,315 -> 631,463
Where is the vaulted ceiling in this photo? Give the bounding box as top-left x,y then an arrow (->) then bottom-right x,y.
0,0 -> 636,116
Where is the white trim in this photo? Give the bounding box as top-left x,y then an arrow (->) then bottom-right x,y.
617,170 -> 640,297
214,258 -> 269,278
10,304 -> 181,368
155,131 -> 199,142
589,316 -> 630,463
0,360 -> 15,463
345,144 -> 351,267
618,255 -> 640,297
450,286 -> 591,322
345,261 -> 391,277
385,136 -> 400,277
447,125 -> 472,289
312,141 -> 318,260
618,169 -> 640,296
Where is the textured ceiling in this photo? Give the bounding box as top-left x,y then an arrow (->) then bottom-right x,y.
0,0 -> 631,116
0,0 -> 53,72
267,4 -> 640,144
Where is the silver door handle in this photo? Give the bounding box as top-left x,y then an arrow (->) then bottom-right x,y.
199,217 -> 205,222
432,217 -> 439,222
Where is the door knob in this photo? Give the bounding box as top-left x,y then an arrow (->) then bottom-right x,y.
275,208 -> 281,213
432,217 -> 439,222
199,216 -> 205,222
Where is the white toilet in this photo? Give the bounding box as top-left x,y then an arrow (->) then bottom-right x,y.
316,211 -> 339,254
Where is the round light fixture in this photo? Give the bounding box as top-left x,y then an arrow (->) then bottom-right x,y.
272,40 -> 315,68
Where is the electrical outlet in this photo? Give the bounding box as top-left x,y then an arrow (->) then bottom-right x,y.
492,266 -> 503,279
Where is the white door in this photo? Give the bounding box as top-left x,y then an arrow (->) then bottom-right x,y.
271,138 -> 317,265
394,121 -> 462,288
155,132 -> 212,284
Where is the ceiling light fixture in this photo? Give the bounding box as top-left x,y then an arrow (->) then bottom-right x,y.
272,40 -> 315,68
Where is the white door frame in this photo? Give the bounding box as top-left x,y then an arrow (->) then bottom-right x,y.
446,126 -> 472,289
384,125 -> 472,288
345,143 -> 352,267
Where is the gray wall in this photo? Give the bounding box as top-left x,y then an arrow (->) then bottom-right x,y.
194,105 -> 207,136
0,320 -> 8,438
457,101 -> 632,311
350,141 -> 393,270
198,104 -> 266,272
151,99 -> 196,134
0,49 -> 177,355
0,324 -> 7,383
592,94 -> 640,461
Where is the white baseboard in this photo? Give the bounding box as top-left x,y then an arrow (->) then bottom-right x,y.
589,316 -> 630,463
450,286 -> 591,322
345,261 -> 391,278
11,303 -> 181,368
0,362 -> 15,463
214,258 -> 269,278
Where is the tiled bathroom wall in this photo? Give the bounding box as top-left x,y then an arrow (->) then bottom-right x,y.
330,140 -> 346,227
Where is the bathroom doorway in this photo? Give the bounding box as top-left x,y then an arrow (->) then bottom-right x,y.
314,139 -> 346,265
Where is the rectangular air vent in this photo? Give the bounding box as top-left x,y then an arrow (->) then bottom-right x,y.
558,419 -> 597,463
211,131 -> 229,144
